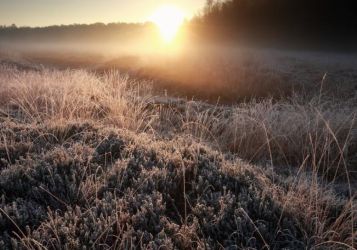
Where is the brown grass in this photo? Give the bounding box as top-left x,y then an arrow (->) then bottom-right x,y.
0,62 -> 356,249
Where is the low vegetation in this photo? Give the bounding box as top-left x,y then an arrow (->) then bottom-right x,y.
0,61 -> 356,249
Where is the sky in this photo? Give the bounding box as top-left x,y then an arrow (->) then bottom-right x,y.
0,0 -> 205,27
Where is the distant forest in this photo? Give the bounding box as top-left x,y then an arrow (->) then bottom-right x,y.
193,0 -> 357,49
1,0 -> 357,50
0,23 -> 154,44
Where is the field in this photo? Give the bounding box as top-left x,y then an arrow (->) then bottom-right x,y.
0,49 -> 356,249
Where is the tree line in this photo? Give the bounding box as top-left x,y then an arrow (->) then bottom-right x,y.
1,1 -> 357,50
0,22 -> 154,44
192,0 -> 357,49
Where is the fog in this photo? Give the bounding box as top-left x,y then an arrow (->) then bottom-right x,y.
1,18 -> 357,104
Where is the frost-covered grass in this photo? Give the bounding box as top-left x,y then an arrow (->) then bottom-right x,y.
0,64 -> 356,249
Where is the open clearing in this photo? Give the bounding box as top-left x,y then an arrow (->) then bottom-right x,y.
0,50 -> 356,249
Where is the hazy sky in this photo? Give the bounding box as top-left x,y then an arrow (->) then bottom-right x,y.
0,0 -> 205,27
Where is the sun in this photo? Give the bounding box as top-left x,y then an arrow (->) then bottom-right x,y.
150,5 -> 185,43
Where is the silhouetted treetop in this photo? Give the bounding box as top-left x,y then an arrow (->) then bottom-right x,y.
194,0 -> 357,48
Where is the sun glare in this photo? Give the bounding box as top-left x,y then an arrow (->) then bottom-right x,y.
151,5 -> 185,43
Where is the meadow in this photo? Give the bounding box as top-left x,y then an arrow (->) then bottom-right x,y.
0,48 -> 356,249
